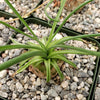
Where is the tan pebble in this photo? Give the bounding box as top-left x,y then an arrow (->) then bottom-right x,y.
2,53 -> 7,58
96,29 -> 100,33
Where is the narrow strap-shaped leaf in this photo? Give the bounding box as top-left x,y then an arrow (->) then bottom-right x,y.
0,45 -> 43,51
34,60 -> 43,67
44,59 -> 51,82
9,37 -> 22,45
50,44 -> 99,56
51,55 -> 77,68
0,50 -> 46,71
48,34 -> 100,48
46,0 -> 67,46
51,60 -> 64,81
19,58 -> 31,67
16,56 -> 43,73
45,0 -> 59,22
48,50 -> 100,58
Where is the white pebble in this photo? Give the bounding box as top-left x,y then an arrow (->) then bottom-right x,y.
76,94 -> 84,100
0,91 -> 8,98
61,81 -> 69,88
9,9 -> 13,13
16,82 -> 24,92
73,76 -> 79,82
55,96 -> 61,100
95,18 -> 100,23
0,24 -> 5,29
53,34 -> 63,40
0,70 -> 7,78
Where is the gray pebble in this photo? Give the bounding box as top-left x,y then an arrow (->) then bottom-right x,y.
16,82 -> 24,92
0,3 -> 6,10
67,93 -> 76,99
71,82 -> 77,90
78,71 -> 89,78
95,87 -> 100,100
88,70 -> 93,76
47,89 -> 58,97
98,76 -> 100,84
41,94 -> 48,100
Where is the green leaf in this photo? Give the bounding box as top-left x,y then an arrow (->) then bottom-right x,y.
19,58 -> 31,67
50,44 -> 100,57
48,49 -> 100,58
46,0 -> 67,47
51,55 -> 77,68
44,59 -> 51,82
0,50 -> 46,71
16,56 -> 43,73
48,34 -> 100,48
51,60 -> 64,81
9,37 -> 22,45
34,60 -> 43,67
0,45 -> 43,51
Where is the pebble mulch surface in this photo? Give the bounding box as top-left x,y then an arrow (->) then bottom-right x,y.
0,0 -> 100,100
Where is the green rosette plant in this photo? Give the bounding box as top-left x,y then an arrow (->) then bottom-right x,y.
0,0 -> 100,82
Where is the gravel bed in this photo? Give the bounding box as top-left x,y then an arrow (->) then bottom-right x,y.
0,0 -> 40,16
0,23 -> 98,100
0,0 -> 100,100
33,0 -> 100,34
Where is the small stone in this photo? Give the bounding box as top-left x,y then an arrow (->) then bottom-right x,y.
22,94 -> 29,98
88,71 -> 93,76
95,88 -> 100,100
95,18 -> 100,24
61,81 -> 69,88
0,70 -> 7,78
82,91 -> 89,97
53,34 -> 63,40
12,92 -> 17,99
16,82 -> 24,92
23,76 -> 29,83
0,91 -> 8,98
0,38 -> 4,46
2,53 -> 7,58
76,94 -> 84,100
54,85 -> 62,93
86,78 -> 93,84
41,94 -> 48,100
80,82 -> 84,88
0,24 -> 5,30
67,54 -> 75,59
78,71 -> 89,78
71,82 -> 77,90
9,9 -> 13,13
8,70 -> 14,76
2,28 -> 9,34
73,76 -> 79,82
55,96 -> 61,100
98,76 -> 100,84
68,93 -> 76,99
34,78 -> 41,86
24,84 -> 28,89
47,89 -> 58,97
